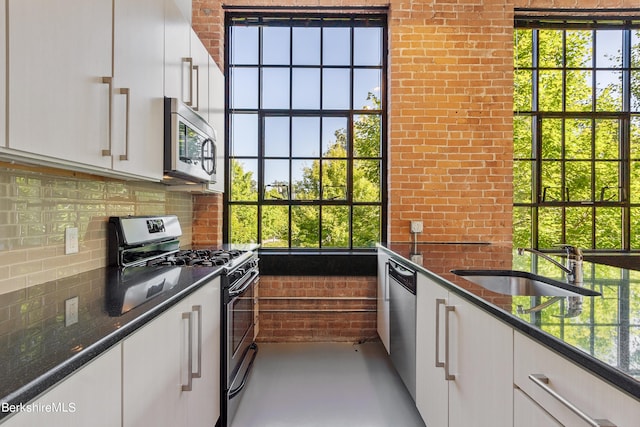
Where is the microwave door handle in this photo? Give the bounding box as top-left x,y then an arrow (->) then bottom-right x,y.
201,138 -> 215,175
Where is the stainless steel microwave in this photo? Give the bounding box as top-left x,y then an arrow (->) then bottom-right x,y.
164,97 -> 217,184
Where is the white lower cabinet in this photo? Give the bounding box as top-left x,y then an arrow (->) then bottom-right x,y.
514,387 -> 562,427
415,273 -> 513,427
2,344 -> 122,427
123,278 -> 221,427
514,331 -> 640,427
376,250 -> 391,353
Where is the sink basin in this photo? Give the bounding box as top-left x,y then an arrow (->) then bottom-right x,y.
450,270 -> 601,297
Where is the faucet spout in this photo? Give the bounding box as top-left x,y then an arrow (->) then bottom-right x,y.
517,246 -> 583,287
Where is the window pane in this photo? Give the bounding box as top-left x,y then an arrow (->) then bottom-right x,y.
596,70 -> 622,111
513,115 -> 532,158
292,160 -> 319,200
565,70 -> 592,112
631,161 -> 640,203
353,69 -> 381,110
231,67 -> 258,109
292,117 -> 320,157
321,206 -> 349,248
566,207 -> 592,249
565,161 -> 591,202
230,114 -> 258,156
354,27 -> 382,66
292,68 -> 320,109
353,205 -> 380,248
229,205 -> 257,244
595,30 -> 623,68
264,116 -> 290,157
231,26 -> 258,65
264,159 -> 290,200
323,69 -> 351,109
262,205 -> 289,248
631,208 -> 640,249
354,160 -> 381,202
541,161 -> 562,201
514,29 -> 532,68
539,70 -> 563,111
513,160 -> 532,203
541,119 -> 562,159
632,70 -> 640,112
230,159 -> 258,201
262,68 -> 290,109
322,160 -> 347,200
565,118 -> 591,159
595,161 -> 620,202
323,27 -> 350,65
538,30 -> 563,68
595,207 -> 622,249
538,207 -> 563,249
514,70 -> 532,112
632,116 -> 640,159
513,207 -> 532,249
322,117 -> 348,157
291,205 -> 319,248
595,119 -> 619,159
354,114 -> 381,157
293,27 -> 320,65
566,30 -> 592,68
263,27 -> 290,65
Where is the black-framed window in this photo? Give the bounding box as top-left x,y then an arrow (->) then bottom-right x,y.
514,17 -> 640,251
225,14 -> 387,250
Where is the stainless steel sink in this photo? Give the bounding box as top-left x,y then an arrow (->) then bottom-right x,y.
449,270 -> 601,297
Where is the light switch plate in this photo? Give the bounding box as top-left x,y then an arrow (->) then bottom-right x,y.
65,296 -> 79,327
65,227 -> 79,254
410,221 -> 423,233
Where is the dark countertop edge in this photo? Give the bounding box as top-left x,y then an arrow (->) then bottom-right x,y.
377,244 -> 640,401
0,267 -> 223,421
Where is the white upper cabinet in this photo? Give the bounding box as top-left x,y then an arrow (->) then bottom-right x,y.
164,0 -> 192,104
112,0 -> 164,180
7,0 -> 113,169
1,0 -> 6,149
190,30 -> 210,117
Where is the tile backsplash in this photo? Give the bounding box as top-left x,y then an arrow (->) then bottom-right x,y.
0,165 -> 193,294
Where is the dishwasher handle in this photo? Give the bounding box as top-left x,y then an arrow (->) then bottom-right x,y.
388,259 -> 417,294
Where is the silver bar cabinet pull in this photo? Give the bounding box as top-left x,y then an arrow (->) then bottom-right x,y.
182,57 -> 193,106
116,88 -> 130,161
192,305 -> 202,379
101,76 -> 113,156
182,312 -> 193,391
444,305 -> 455,381
435,298 -> 445,368
528,374 -> 616,426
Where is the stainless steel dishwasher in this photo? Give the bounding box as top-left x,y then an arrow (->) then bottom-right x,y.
388,258 -> 417,401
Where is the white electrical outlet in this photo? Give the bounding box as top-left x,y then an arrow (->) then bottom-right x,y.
410,221 -> 423,233
65,296 -> 79,327
65,227 -> 79,254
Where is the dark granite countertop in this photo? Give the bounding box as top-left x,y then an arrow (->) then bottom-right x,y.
378,242 -> 640,401
0,265 -> 222,419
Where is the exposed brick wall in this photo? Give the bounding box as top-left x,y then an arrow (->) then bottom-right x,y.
257,275 -> 378,343
192,193 -> 223,247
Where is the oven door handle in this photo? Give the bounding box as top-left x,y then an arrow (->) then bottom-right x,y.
229,343 -> 259,399
228,269 -> 259,299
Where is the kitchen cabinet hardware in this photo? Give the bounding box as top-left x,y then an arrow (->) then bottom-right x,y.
435,298 -> 445,369
528,374 -> 616,427
182,57 -> 193,106
101,76 -> 113,156
116,87 -> 130,160
192,305 -> 202,379
192,64 -> 200,111
182,311 -> 193,392
444,305 -> 455,381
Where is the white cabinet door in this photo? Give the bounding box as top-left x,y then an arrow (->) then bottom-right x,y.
7,0 -> 112,168
3,344 -> 122,427
514,331 -> 640,427
122,298 -> 190,427
448,293 -> 513,427
207,57 -> 225,193
415,273 -> 449,427
0,0 -> 6,148
112,0 -> 164,180
376,250 -> 390,353
164,0 -> 192,104
186,278 -> 221,427
514,387 -> 562,427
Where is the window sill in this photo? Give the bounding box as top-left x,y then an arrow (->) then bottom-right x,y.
258,250 -> 377,276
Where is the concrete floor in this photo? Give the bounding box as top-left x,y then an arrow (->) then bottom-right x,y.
230,341 -> 426,427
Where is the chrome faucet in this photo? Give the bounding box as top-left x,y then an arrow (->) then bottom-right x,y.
517,246 -> 583,287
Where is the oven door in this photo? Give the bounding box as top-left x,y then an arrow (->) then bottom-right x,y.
225,268 -> 259,426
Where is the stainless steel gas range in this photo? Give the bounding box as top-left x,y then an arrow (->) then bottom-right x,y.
108,215 -> 259,427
